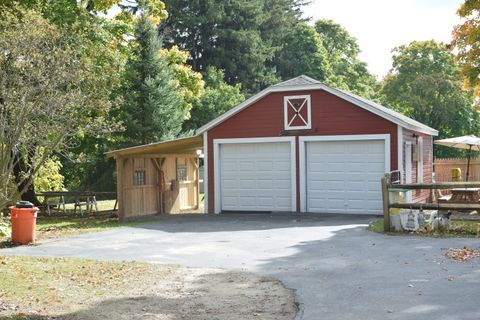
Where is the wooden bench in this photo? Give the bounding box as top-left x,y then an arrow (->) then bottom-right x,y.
74,196 -> 98,215
37,191 -> 114,216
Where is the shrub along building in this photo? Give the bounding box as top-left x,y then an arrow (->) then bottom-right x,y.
107,75 -> 438,219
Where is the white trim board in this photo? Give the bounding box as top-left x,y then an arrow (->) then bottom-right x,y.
196,76 -> 438,136
298,134 -> 391,213
417,136 -> 424,183
397,126 -> 404,183
213,137 -> 297,214
405,141 -> 413,203
284,95 -> 312,130
203,131 -> 208,214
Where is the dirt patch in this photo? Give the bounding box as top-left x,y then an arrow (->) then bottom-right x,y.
69,269 -> 296,320
0,257 -> 296,320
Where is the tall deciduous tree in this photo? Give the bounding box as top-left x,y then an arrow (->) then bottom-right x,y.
1,0 -> 131,194
315,19 -> 377,98
452,0 -> 480,97
184,67 -> 245,131
121,14 -> 184,145
0,11 -> 112,210
379,40 -> 479,157
274,23 -> 332,82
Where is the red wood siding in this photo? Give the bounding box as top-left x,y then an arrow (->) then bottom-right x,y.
402,129 -> 433,203
207,89 -> 399,213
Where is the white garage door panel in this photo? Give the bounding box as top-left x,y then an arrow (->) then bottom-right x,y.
220,142 -> 292,212
306,140 -> 385,214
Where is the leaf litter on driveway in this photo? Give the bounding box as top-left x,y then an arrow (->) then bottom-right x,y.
444,246 -> 480,262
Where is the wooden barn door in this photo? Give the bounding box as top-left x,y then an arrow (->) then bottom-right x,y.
123,158 -> 159,218
177,157 -> 197,210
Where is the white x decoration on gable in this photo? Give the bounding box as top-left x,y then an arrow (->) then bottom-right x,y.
283,95 -> 311,130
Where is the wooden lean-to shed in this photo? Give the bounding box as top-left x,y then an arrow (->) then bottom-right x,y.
106,136 -> 203,220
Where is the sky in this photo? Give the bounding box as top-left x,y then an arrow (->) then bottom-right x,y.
304,0 -> 464,78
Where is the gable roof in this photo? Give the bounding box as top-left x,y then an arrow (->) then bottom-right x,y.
196,75 -> 438,136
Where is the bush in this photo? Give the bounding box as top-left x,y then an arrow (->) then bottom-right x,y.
34,157 -> 65,193
0,217 -> 10,237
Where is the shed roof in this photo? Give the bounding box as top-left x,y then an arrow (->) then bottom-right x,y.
105,135 -> 203,158
196,75 -> 438,136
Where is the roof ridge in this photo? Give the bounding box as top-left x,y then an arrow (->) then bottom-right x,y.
272,75 -> 322,87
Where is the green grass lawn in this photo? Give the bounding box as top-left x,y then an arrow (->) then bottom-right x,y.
62,199 -> 117,212
0,200 -> 158,247
0,256 -> 175,319
35,213 -> 155,239
368,218 -> 480,238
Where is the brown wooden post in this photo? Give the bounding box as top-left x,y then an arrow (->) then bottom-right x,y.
382,173 -> 390,232
151,158 -> 165,214
151,158 -> 161,215
116,157 -> 125,221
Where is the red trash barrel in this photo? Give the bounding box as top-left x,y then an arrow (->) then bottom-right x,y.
10,201 -> 39,245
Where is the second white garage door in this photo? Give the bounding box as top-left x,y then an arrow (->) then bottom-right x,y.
219,141 -> 294,212
305,139 -> 386,214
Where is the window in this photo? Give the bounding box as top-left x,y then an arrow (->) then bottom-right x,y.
134,170 -> 146,185
284,95 -> 311,130
177,165 -> 187,182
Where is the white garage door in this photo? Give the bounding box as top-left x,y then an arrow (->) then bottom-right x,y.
219,142 -> 293,212
306,140 -> 386,214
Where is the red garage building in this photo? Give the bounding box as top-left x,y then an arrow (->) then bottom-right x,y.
198,75 -> 437,214
109,75 -> 438,218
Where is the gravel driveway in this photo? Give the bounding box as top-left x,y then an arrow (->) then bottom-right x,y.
2,213 -> 480,320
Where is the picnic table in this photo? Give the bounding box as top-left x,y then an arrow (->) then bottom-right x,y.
36,191 -> 117,215
450,188 -> 480,203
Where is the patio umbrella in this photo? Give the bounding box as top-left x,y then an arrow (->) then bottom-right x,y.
434,135 -> 480,181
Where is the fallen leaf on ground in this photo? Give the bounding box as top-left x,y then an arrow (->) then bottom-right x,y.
444,247 -> 480,261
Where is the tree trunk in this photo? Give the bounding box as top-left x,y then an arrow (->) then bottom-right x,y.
12,148 -> 41,206
20,184 -> 39,206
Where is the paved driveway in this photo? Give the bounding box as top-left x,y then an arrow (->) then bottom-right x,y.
2,213 -> 480,320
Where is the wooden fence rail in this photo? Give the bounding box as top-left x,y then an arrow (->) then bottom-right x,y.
392,182 -> 480,189
381,173 -> 480,232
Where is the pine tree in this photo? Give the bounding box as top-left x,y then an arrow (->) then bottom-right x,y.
184,67 -> 245,130
122,14 -> 184,145
161,0 -> 305,93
